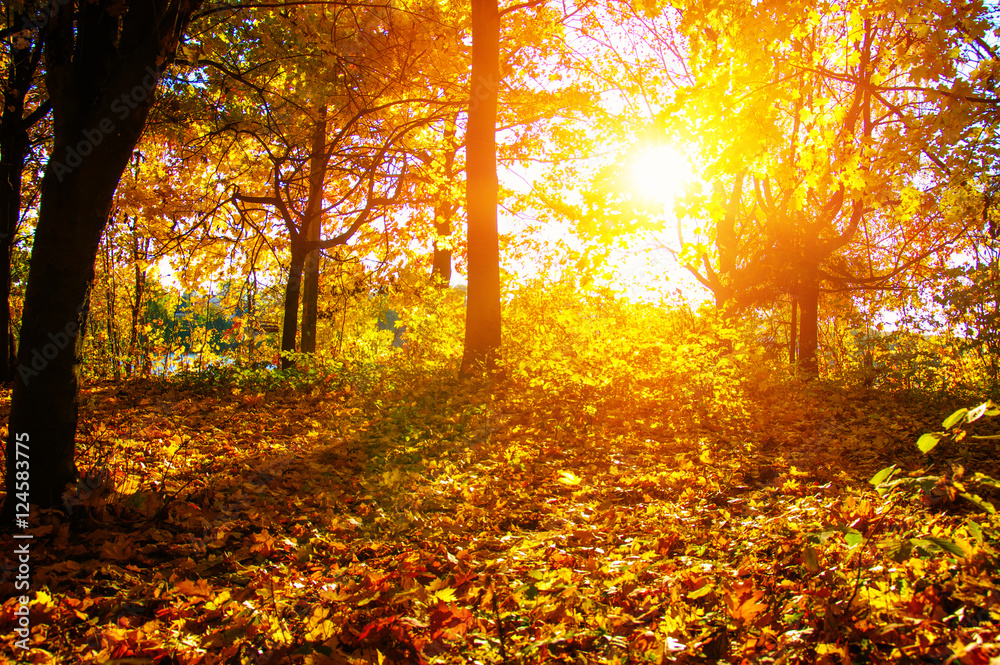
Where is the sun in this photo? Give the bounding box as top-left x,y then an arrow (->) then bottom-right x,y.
627,144 -> 693,207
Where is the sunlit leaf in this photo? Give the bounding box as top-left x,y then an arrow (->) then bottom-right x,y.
844,530 -> 864,547
966,401 -> 993,423
942,408 -> 968,429
870,465 -> 897,486
967,520 -> 984,543
557,470 -> 582,486
688,584 -> 713,599
916,433 -> 941,454
959,492 -> 996,514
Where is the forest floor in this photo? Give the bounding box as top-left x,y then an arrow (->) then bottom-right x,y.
1,363 -> 1000,664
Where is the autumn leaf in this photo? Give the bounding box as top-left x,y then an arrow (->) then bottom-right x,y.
802,546 -> 820,573
726,585 -> 767,625
174,578 -> 213,598
428,601 -> 475,639
99,535 -> 135,561
557,470 -> 582,486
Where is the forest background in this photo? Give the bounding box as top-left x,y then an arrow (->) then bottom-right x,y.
2,0 -> 1000,662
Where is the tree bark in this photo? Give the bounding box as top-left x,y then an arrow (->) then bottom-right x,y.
281,246 -> 307,370
797,277 -> 820,378
2,0 -> 201,520
789,297 -> 797,364
127,224 -> 148,377
103,239 -> 120,382
460,0 -> 502,375
0,17 -> 44,384
301,230 -> 320,354
300,107 -> 328,355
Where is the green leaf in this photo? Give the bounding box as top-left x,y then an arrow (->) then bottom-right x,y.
916,433 -> 941,454
967,520 -> 983,543
973,472 -> 1000,489
870,465 -> 897,486
909,538 -> 935,557
880,538 -> 911,562
959,492 -> 996,514
688,584 -> 713,599
906,476 -> 941,492
943,408 -> 969,429
844,529 -> 864,547
923,536 -> 966,557
808,531 -> 837,544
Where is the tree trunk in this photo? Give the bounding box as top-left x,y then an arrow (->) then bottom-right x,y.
2,1 -> 201,520
789,297 -> 797,364
461,0 -> 502,375
9,160 -> 138,513
798,279 -> 820,378
103,239 -> 121,382
300,108 -> 328,355
281,246 -> 307,370
301,232 -> 320,354
0,20 -> 43,384
127,230 -> 148,377
432,220 -> 453,286
246,268 -> 258,366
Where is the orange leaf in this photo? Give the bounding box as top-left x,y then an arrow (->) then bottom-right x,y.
174,578 -> 213,598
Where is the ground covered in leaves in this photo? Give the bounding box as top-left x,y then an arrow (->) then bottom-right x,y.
2,341 -> 1000,663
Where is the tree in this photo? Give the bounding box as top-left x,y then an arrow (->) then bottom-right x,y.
1,6 -> 49,384
2,0 -> 202,518
181,3 -> 455,369
567,0 -> 985,377
300,107 -> 327,355
461,0 -> 502,375
668,0 -> 983,376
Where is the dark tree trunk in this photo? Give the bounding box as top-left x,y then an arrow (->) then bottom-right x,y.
11,160 -> 139,513
789,297 -> 797,364
460,0 -> 502,375
2,0 -> 201,520
432,220 -> 453,286
300,108 -> 328,355
281,246 -> 307,370
245,264 -> 259,366
798,278 -> 820,378
301,233 -> 320,354
0,17 -> 45,384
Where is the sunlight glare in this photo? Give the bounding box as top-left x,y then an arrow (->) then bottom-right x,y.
628,145 -> 693,207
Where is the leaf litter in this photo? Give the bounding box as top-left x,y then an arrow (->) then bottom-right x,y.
0,367 -> 998,664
